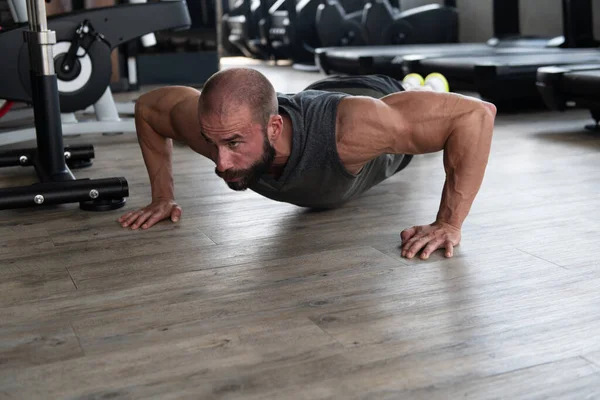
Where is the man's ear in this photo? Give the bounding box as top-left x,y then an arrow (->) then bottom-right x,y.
268,114 -> 284,141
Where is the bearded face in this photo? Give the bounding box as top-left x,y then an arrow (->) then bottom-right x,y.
214,126 -> 276,191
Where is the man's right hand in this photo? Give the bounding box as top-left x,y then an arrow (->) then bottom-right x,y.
118,199 -> 182,230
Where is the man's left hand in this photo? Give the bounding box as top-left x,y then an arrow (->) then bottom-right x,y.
400,221 -> 461,260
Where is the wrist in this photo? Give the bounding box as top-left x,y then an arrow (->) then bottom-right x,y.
152,189 -> 174,202
435,215 -> 462,230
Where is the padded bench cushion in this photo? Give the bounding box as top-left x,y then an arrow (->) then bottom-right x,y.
561,70 -> 600,96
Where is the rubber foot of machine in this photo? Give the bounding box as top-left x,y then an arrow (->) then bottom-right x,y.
80,197 -> 127,211
67,159 -> 93,169
585,123 -> 600,133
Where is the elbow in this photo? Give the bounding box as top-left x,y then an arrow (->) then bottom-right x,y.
135,93 -> 151,117
481,101 -> 497,119
475,101 -> 496,138
134,97 -> 148,123
473,102 -> 496,158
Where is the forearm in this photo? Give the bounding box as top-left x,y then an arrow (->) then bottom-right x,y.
436,107 -> 495,228
134,103 -> 176,201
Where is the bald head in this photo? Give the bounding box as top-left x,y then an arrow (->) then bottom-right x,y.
199,68 -> 278,127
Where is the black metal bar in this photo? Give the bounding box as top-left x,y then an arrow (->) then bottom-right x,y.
0,148 -> 35,168
0,0 -> 130,212
493,0 -> 520,38
0,177 -> 128,209
562,0 -> 598,48
0,145 -> 95,168
63,145 -> 95,161
30,73 -> 74,182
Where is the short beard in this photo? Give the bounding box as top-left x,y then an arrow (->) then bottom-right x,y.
217,131 -> 276,191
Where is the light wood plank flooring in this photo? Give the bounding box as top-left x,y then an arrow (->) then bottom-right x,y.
1,59 -> 600,399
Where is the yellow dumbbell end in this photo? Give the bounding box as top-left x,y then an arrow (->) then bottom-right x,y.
402,73 -> 425,89
424,72 -> 450,93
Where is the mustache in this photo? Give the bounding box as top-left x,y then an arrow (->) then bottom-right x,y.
215,168 -> 248,180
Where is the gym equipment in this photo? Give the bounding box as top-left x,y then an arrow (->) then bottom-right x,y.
1,0 -> 136,123
0,0 -> 192,146
264,0 -> 321,65
314,0 -> 368,48
409,50 -> 600,106
224,0 -> 274,59
128,0 -> 220,86
537,63 -> 600,132
401,0 -> 599,106
220,0 -> 245,55
362,0 -> 458,46
0,0 -> 128,211
315,0 -> 571,76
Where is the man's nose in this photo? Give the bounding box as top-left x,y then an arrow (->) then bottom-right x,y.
216,149 -> 234,173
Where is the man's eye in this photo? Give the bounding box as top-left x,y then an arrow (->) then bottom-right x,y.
228,141 -> 240,148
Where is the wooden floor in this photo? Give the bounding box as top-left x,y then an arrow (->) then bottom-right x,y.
1,59 -> 600,399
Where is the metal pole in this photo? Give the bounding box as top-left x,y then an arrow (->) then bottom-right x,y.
492,0 -> 520,39
23,0 -> 73,182
28,0 -> 49,31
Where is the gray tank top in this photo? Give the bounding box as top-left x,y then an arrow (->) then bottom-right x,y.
249,76 -> 407,209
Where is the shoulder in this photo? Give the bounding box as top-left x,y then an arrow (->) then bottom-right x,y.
169,88 -> 202,138
168,89 -> 215,157
334,95 -> 399,172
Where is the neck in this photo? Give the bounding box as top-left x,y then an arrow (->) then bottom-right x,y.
269,113 -> 293,175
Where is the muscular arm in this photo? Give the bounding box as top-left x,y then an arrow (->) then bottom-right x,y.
119,86 -> 209,229
134,86 -> 208,200
337,91 -> 496,256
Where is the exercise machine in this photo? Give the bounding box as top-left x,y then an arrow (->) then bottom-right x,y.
537,63 -> 600,132
262,0 -> 321,65
220,0 -> 245,55
1,0 -> 145,123
410,50 -> 600,106
315,0 -> 571,76
264,0 -> 321,65
224,0 -> 275,59
362,0 -> 458,46
401,0 -> 599,106
0,0 -> 129,211
314,0 -> 457,49
314,0 -> 368,47
0,0 -> 192,146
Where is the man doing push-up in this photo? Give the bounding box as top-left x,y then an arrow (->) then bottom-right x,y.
118,68 -> 496,260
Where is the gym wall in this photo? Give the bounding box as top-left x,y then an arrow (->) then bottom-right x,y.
456,0 -> 600,43
455,0 -> 491,42
520,0 -> 562,38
